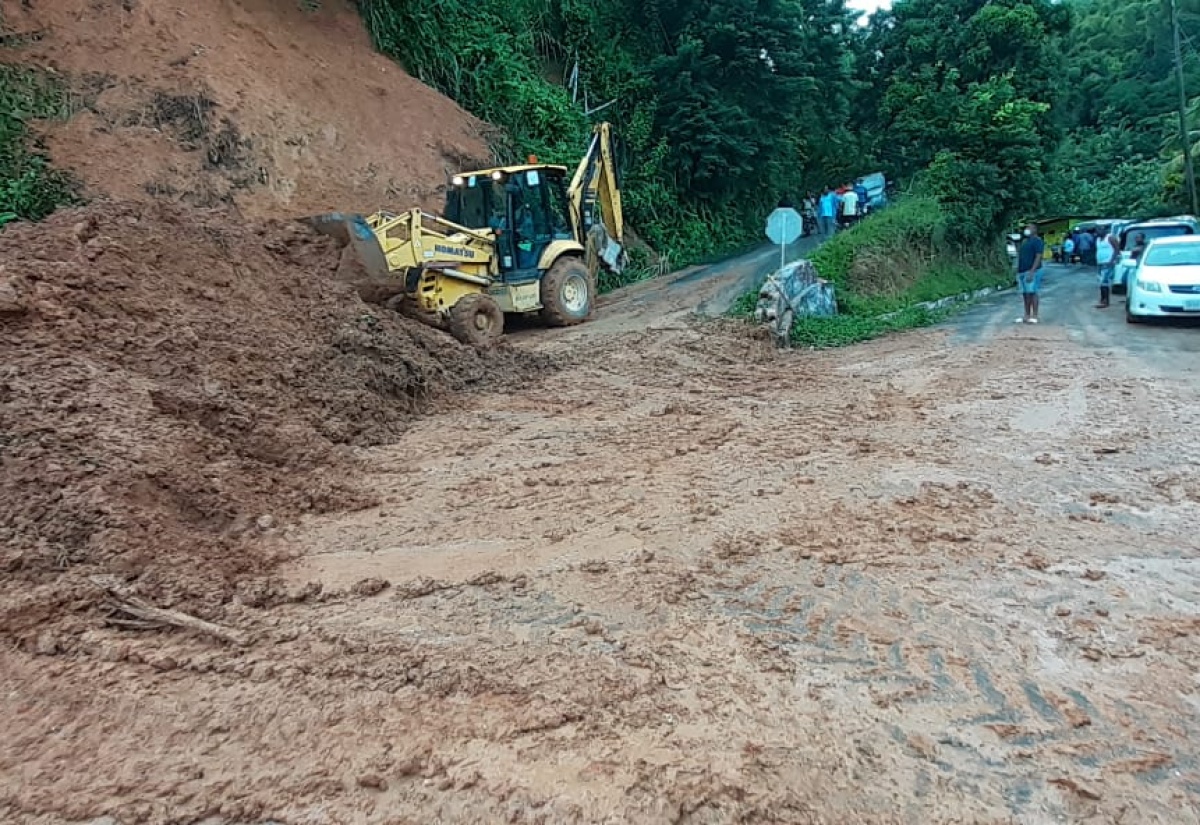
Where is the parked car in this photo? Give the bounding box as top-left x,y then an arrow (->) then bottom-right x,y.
1126,234 -> 1200,323
859,172 -> 888,210
1112,216 -> 1200,294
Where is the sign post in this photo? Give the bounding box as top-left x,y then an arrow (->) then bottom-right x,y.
765,207 -> 803,274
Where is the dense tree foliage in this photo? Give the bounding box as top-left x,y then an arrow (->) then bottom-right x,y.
355,0 -> 1101,265
357,0 -> 868,264
1047,0 -> 1200,216
6,0 -> 1197,266
854,0 -> 1068,239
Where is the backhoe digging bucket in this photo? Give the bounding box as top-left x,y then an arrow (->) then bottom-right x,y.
302,212 -> 391,280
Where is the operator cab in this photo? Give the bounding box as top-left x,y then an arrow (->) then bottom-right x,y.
445,164 -> 574,282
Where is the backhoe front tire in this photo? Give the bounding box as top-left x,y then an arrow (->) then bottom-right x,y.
448,293 -> 504,348
540,257 -> 594,327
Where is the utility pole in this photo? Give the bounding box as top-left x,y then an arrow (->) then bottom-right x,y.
1172,0 -> 1199,214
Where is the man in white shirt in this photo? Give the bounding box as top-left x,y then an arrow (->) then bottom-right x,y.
841,187 -> 860,228
1095,227 -> 1120,308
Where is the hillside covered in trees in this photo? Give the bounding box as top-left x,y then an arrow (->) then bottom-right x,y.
357,0 -> 1198,262
3,0 -> 1198,270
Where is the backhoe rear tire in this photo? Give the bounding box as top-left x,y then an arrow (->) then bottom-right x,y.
540,257 -> 594,327
448,293 -> 504,348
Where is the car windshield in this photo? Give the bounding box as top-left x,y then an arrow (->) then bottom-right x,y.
1121,224 -> 1194,250
1143,244 -> 1200,266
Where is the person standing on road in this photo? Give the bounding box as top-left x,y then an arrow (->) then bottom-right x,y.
818,187 -> 839,237
841,186 -> 860,229
1016,223 -> 1045,324
1076,229 -> 1096,267
802,193 -> 817,237
1095,227 -> 1119,309
854,179 -> 869,217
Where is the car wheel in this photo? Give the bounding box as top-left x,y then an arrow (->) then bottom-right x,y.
1125,300 -> 1143,324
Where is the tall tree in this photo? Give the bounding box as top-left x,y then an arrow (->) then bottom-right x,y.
856,0 -> 1069,235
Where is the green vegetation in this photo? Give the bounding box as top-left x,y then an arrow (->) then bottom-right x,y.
788,306 -> 946,349
0,64 -> 79,222
356,0 -> 864,280
354,0 -> 1076,297
855,0 -> 1067,240
3,0 -> 1195,301
739,197 -> 1010,348
810,198 -> 1009,314
1046,0 -> 1200,216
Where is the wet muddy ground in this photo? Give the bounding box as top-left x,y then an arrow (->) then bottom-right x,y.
3,262 -> 1199,824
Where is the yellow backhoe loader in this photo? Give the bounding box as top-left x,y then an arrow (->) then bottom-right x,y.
305,122 -> 627,347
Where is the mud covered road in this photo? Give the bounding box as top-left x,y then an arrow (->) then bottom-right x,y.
4,259 -> 1200,824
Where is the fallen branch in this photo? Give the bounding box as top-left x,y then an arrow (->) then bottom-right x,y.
91,576 -> 251,647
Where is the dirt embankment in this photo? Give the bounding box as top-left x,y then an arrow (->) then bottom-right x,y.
0,0 -> 491,217
0,200 -> 551,646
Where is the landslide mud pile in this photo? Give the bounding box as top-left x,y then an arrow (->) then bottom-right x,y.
0,0 -> 491,217
0,201 -> 547,641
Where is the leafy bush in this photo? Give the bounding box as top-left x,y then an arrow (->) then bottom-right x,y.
810,196 -> 946,290
0,65 -> 80,221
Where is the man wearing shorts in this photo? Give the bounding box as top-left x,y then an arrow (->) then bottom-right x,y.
1016,223 -> 1045,324
1095,227 -> 1119,308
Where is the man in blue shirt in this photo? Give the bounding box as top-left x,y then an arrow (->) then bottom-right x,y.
854,179 -> 869,217
1016,223 -> 1046,324
1075,229 -> 1095,267
818,187 -> 839,237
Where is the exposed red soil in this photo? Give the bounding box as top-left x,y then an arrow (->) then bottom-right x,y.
0,0 -> 492,217
0,200 -> 551,646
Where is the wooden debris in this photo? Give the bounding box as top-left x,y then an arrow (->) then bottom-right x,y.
91,575 -> 251,647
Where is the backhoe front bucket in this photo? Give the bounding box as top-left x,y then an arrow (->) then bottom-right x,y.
302,212 -> 391,280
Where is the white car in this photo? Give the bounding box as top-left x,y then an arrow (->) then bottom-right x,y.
1126,235 -> 1200,323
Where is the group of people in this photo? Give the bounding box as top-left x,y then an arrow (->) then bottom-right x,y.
1014,222 -> 1129,324
781,180 -> 873,238
1055,226 -> 1112,267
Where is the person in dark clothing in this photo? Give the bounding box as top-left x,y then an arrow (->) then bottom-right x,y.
1130,233 -> 1148,261
1015,223 -> 1046,324
801,193 -> 817,237
853,179 -> 869,217
1075,229 -> 1095,267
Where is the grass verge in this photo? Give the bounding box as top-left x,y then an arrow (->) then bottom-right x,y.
732,197 -> 1012,347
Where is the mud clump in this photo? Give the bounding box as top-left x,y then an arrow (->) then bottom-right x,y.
0,200 -> 550,641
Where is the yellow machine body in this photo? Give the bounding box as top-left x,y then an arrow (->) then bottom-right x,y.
304,122 -> 627,345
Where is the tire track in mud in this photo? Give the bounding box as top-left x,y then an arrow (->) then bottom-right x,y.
706,559 -> 1200,817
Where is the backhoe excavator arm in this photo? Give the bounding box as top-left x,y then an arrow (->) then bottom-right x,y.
568,122 -> 627,275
